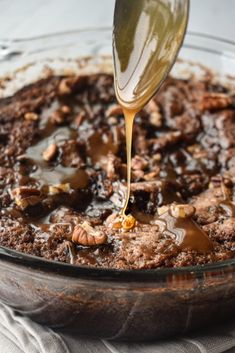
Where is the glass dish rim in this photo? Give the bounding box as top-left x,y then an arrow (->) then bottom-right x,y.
0,29 -> 235,282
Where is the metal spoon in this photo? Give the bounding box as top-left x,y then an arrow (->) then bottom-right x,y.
113,0 -> 190,111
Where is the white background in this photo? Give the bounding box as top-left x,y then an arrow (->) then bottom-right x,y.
0,0 -> 234,41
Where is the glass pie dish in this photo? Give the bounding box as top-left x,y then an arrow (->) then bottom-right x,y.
0,30 -> 235,341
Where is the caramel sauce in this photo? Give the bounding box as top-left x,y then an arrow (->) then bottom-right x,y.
26,125 -> 88,190
156,208 -> 213,253
87,131 -> 118,163
120,109 -> 136,215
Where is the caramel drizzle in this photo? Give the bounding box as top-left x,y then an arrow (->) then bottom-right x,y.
120,109 -> 136,216
155,206 -> 213,253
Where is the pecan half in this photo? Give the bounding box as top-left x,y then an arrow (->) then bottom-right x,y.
72,221 -> 107,246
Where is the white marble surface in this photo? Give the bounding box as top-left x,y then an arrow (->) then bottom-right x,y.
0,0 -> 234,41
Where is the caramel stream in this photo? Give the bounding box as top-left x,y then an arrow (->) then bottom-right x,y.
113,0 -> 189,215
120,109 -> 136,216
112,0 -> 215,253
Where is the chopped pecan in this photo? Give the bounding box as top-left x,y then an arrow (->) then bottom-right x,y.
50,110 -> 65,125
58,77 -> 74,95
199,93 -> 232,111
157,205 -> 170,216
72,221 -> 107,246
152,153 -> 162,162
24,112 -> 39,121
49,183 -> 70,195
61,105 -> 71,114
42,143 -> 58,162
105,213 -> 122,229
170,204 -> 195,218
132,169 -> 145,181
149,111 -> 162,127
130,180 -> 162,193
50,105 -> 70,125
100,152 -> 121,180
144,170 -> 160,181
11,187 -> 41,210
105,213 -> 136,231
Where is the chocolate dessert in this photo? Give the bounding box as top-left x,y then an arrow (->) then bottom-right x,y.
0,72 -> 235,269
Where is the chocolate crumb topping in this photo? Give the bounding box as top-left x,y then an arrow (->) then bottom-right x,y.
0,73 -> 235,269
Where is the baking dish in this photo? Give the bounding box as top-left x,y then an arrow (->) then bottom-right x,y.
0,30 -> 235,341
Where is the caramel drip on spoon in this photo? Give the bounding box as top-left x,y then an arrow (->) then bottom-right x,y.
120,108 -> 136,216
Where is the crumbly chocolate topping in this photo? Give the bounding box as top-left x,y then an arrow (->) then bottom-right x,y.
0,73 -> 235,269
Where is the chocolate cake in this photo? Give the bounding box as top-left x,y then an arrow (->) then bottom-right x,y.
0,72 -> 235,269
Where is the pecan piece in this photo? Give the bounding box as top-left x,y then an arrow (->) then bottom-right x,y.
170,204 -> 195,218
11,187 -> 41,210
199,93 -> 232,111
72,221 -> 107,246
105,213 -> 136,232
105,213 -> 123,229
49,183 -> 70,195
144,170 -> 159,181
24,112 -> 39,121
61,105 -> 71,114
58,78 -> 73,95
42,143 -> 58,162
157,205 -> 170,216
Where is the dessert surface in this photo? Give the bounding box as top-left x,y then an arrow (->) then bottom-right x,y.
0,72 -> 235,269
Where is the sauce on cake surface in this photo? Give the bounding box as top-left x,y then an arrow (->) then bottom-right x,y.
0,73 -> 235,269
